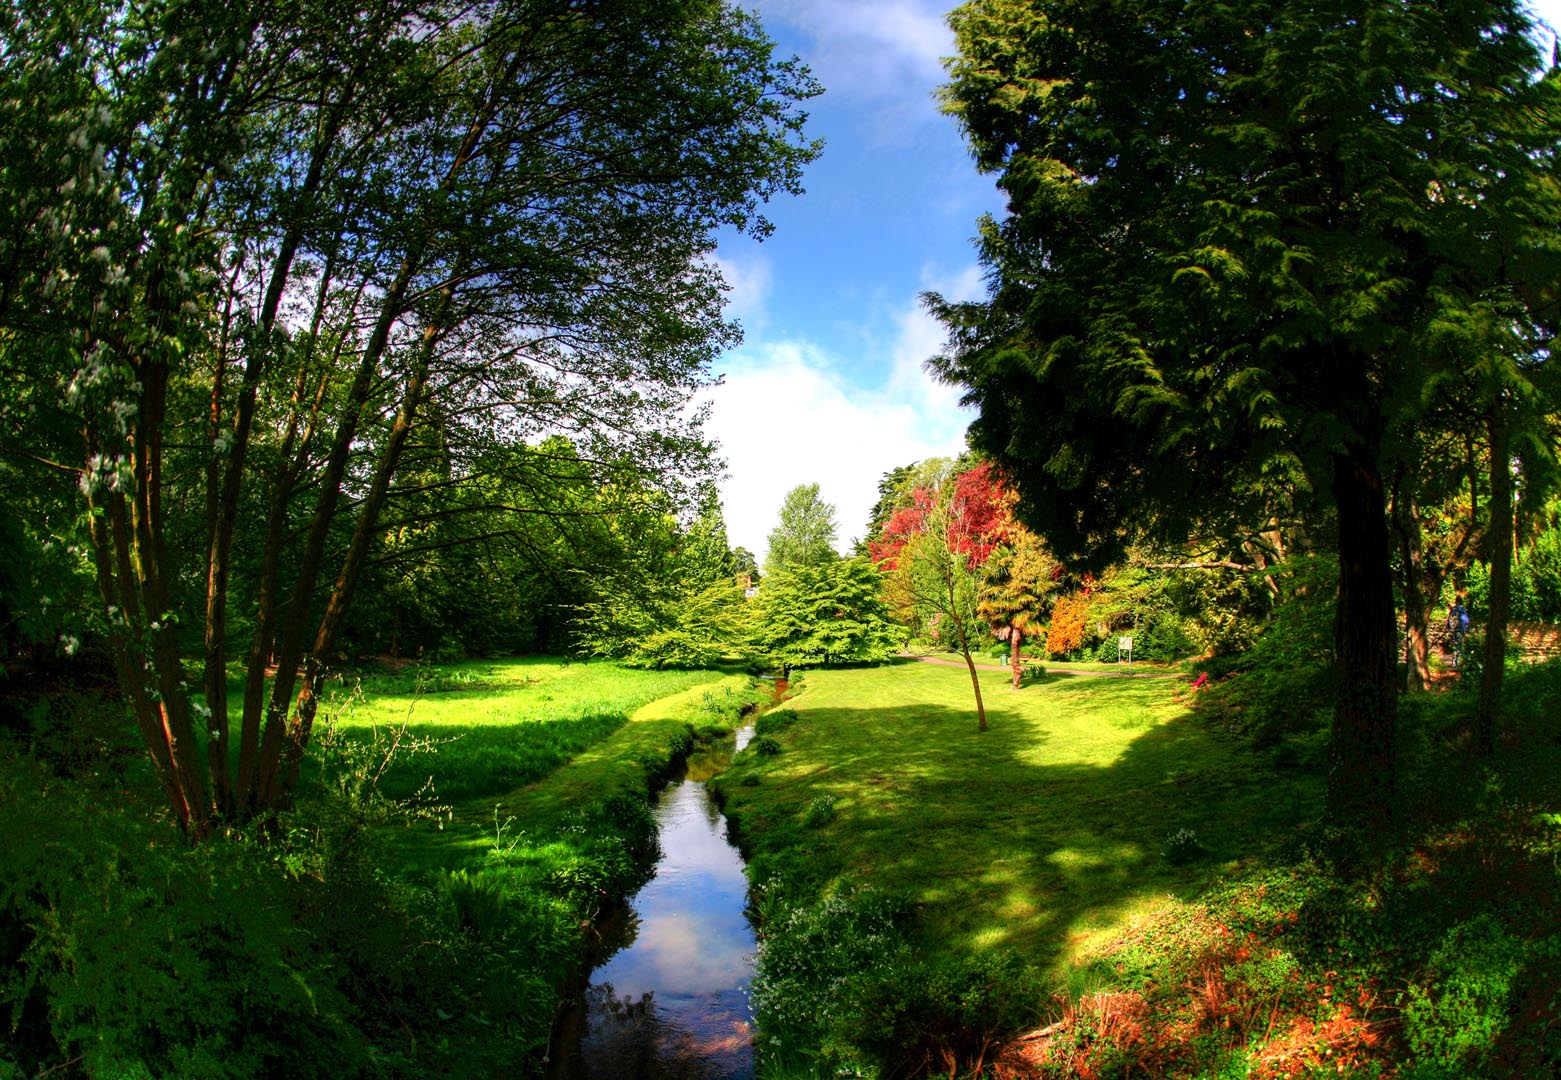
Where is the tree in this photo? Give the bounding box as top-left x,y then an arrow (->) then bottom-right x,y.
873,462 -> 1014,730
1388,432 -> 1479,693
732,546 -> 760,587
858,463 -> 918,556
576,488 -> 750,669
764,482 -> 840,573
679,491 -> 739,588
748,558 -> 902,668
0,0 -> 818,833
976,529 -> 1059,688
931,0 -> 1561,822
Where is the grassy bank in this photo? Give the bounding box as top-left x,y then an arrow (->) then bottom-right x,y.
716,658 -> 1561,1078
2,658 -> 766,1078
716,660 -> 1311,965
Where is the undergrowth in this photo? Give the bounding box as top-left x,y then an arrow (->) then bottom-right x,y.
0,663 -> 766,1078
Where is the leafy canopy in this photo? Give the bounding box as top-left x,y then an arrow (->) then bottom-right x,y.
765,482 -> 840,574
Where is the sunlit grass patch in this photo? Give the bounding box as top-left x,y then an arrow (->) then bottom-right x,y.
317,658 -> 727,802
720,661 -> 1319,968
716,659 -> 1324,1074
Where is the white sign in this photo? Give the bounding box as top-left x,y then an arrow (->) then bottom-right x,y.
1119,636 -> 1133,652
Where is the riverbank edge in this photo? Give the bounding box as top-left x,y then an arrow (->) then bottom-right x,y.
503,674 -> 769,1070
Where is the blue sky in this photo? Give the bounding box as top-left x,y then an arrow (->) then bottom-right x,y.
704,0 -> 1004,558
704,1 -> 1561,560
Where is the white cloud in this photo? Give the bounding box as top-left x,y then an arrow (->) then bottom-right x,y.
711,249 -> 773,337
885,263 -> 985,414
704,329 -> 974,559
748,0 -> 955,141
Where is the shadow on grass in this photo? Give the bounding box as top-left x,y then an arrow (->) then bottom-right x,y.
719,692 -> 1322,977
722,662 -> 1561,1076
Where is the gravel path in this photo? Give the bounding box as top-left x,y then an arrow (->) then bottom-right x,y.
899,652 -> 1185,679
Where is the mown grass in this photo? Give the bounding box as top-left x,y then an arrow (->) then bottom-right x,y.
378,671 -> 767,878
716,659 -> 1314,969
907,645 -> 1185,675
719,658 -> 1561,1078
316,657 -> 728,803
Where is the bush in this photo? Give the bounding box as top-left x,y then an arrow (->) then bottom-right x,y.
1402,917 -> 1527,1079
1163,827 -> 1207,866
755,708 -> 798,737
754,735 -> 783,756
0,755 -> 367,1079
1193,558 -> 1337,747
623,627 -> 727,670
851,952 -> 1044,1077
752,887 -> 914,1073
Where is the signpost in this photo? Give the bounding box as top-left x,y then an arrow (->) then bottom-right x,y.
1119,635 -> 1133,675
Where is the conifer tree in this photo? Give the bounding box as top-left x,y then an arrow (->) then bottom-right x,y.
931,0 -> 1561,822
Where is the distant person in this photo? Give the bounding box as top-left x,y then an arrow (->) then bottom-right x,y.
1446,600 -> 1470,661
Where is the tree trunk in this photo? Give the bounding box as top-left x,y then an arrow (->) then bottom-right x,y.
947,575 -> 988,731
1477,409 -> 1513,753
961,640 -> 989,732
1327,445 -> 1398,827
1010,630 -> 1023,690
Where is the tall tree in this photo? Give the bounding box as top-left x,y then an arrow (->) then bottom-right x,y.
764,482 -> 840,574
931,0 -> 1561,823
0,0 -> 818,833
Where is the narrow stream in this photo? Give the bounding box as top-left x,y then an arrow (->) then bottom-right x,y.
546,724 -> 758,1079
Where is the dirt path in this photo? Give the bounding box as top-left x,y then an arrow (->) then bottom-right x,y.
899,652 -> 1185,679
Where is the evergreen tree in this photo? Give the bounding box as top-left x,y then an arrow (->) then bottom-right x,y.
931,0 -> 1561,823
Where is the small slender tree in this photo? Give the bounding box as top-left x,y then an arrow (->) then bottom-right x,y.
873,463 -> 1013,730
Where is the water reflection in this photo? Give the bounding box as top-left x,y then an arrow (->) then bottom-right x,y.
549,727 -> 757,1080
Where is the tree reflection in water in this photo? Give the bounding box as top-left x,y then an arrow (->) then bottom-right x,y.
567,982 -> 753,1079
548,730 -> 758,1080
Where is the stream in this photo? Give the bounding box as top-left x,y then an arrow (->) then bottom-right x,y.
546,724 -> 758,1079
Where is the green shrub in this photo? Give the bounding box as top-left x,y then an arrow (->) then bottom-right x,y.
754,735 -> 783,755
1402,917 -> 1526,1079
756,708 -> 798,737
1162,827 -> 1207,866
850,951 -> 1044,1077
751,887 -> 914,1073
0,755 -> 367,1079
623,627 -> 728,669
1193,558 -> 1337,746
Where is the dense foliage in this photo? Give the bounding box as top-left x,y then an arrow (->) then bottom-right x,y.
0,0 -> 818,830
764,482 -> 841,573
748,558 -> 904,668
930,0 -> 1561,821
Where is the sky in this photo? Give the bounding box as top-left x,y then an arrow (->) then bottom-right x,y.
702,0 -> 1004,559
702,1 -> 1561,561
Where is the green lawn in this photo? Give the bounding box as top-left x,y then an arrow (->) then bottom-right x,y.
716,659 -> 1320,973
314,657 -> 729,803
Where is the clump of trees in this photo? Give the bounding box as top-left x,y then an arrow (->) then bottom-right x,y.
928,0 -> 1561,822
583,482 -> 903,670
0,0 -> 819,833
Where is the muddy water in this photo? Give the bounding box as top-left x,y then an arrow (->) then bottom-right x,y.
546,726 -> 758,1079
